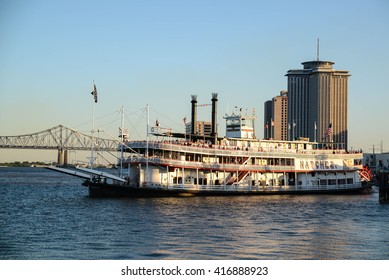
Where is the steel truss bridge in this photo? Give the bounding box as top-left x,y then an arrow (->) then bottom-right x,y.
0,125 -> 119,165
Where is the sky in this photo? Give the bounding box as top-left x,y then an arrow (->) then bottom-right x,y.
0,0 -> 388,163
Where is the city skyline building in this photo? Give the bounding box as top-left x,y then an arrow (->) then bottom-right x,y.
185,121 -> 212,136
286,60 -> 350,148
263,100 -> 273,139
264,91 -> 288,141
273,91 -> 288,141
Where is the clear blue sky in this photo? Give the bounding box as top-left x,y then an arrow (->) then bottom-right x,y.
1,0 -> 388,162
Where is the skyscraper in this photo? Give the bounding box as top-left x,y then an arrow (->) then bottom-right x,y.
264,100 -> 273,139
264,91 -> 288,140
286,60 -> 350,148
185,121 -> 212,136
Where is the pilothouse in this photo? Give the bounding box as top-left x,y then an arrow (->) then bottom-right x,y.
224,108 -> 256,139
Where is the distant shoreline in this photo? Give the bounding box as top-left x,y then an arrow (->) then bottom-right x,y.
0,161 -> 55,168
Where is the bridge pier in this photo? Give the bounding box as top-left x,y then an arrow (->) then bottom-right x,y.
64,150 -> 68,166
57,149 -> 68,166
57,149 -> 63,166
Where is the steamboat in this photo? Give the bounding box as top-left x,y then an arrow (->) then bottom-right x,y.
47,94 -> 371,197
49,94 -> 372,197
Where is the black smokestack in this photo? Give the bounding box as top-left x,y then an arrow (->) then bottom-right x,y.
211,93 -> 218,143
191,95 -> 197,135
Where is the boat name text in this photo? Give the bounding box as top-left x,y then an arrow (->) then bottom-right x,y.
297,159 -> 343,171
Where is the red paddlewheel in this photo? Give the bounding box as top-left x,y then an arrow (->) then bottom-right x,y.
359,166 -> 373,181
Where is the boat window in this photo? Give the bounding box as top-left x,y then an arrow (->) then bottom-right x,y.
226,119 -> 240,126
338,179 -> 346,185
241,119 -> 248,127
329,179 -> 337,185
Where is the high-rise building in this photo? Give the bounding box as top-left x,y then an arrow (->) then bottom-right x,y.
286,60 -> 350,148
264,91 -> 288,140
263,100 -> 273,139
185,121 -> 212,136
273,91 -> 288,141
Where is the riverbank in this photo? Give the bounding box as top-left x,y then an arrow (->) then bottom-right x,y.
0,161 -> 55,168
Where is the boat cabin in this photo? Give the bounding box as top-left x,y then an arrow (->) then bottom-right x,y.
224,110 -> 256,139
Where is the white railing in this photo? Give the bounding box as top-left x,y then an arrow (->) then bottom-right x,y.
126,156 -> 362,172
127,156 -> 300,172
126,141 -> 362,160
139,182 -> 364,193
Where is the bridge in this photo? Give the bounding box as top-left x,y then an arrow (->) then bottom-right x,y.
0,125 -> 119,165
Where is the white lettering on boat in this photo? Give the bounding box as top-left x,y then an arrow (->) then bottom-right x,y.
297,159 -> 342,171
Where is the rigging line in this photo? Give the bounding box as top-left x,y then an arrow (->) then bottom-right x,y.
100,130 -> 141,155
96,151 -> 116,165
99,110 -> 121,132
149,107 -> 183,127
72,110 -> 120,132
101,107 -> 145,136
77,107 -> 144,135
126,108 -> 147,139
109,107 -> 145,140
124,108 -> 144,125
124,107 -> 144,116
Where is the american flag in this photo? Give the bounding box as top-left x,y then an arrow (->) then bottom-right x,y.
91,84 -> 97,103
324,123 -> 332,137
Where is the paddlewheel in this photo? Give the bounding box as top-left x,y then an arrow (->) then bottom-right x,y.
359,166 -> 373,182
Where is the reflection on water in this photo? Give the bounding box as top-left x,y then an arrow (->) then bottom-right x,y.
0,168 -> 388,259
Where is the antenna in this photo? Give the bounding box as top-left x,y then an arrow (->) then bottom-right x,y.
317,38 -> 320,61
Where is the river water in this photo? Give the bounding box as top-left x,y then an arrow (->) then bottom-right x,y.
0,167 -> 388,260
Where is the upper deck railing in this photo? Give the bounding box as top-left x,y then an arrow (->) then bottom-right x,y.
125,140 -> 363,160
125,155 -> 362,172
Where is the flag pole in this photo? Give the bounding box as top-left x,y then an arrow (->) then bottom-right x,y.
120,106 -> 125,178
331,121 -> 333,149
91,82 -> 95,169
314,121 -> 317,142
92,81 -> 95,135
288,123 -> 290,141
89,81 -> 97,170
146,104 -> 149,186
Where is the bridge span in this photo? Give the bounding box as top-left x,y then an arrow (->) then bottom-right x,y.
0,125 -> 119,165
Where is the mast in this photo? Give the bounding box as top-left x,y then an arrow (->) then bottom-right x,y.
89,82 -> 98,170
119,106 -> 125,177
146,104 -> 149,185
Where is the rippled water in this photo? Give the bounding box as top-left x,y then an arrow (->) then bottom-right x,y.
0,167 -> 388,259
